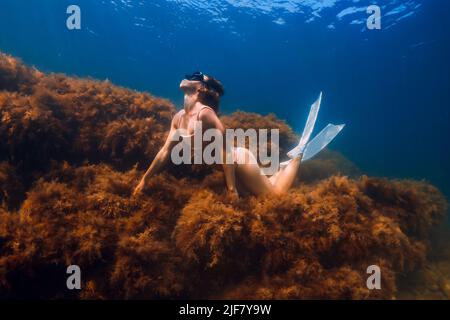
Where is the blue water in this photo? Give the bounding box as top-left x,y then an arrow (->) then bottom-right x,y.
1,0 -> 449,196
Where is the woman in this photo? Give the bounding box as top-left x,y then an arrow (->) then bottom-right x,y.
133,72 -> 343,197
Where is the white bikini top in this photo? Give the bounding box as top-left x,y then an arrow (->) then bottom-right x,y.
177,106 -> 215,138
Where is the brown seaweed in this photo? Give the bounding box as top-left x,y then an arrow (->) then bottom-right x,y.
0,52 -> 448,299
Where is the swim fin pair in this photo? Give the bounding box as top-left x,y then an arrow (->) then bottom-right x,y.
280,92 -> 345,168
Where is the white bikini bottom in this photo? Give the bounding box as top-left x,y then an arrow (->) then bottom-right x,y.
232,147 -> 258,165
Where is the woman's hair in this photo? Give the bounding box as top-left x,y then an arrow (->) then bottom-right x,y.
197,75 -> 224,112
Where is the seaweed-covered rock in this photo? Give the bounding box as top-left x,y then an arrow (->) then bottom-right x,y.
0,52 -> 448,299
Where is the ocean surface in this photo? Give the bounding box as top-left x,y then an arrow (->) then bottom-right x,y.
0,0 -> 449,197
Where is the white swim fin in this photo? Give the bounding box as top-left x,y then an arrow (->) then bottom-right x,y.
287,92 -> 322,159
302,123 -> 345,161
280,123 -> 345,168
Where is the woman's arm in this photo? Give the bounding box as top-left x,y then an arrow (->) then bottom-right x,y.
133,114 -> 179,196
199,109 -> 238,198
222,161 -> 238,197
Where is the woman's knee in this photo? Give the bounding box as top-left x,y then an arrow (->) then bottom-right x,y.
272,186 -> 287,196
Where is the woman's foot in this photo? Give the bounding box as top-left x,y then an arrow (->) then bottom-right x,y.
280,123 -> 345,169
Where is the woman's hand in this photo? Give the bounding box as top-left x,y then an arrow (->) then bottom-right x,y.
133,179 -> 146,197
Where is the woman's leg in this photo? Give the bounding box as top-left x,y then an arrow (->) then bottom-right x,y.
235,160 -> 274,196
234,147 -> 273,195
270,157 -> 301,195
269,167 -> 284,185
234,148 -> 302,196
